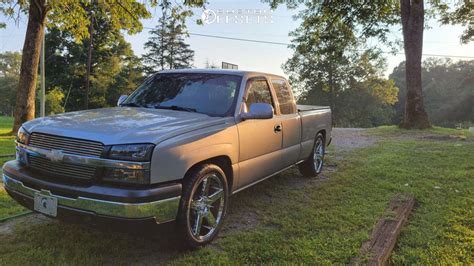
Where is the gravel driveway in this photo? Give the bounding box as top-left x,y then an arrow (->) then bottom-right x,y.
331,128 -> 377,151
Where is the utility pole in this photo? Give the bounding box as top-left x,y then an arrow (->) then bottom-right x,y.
85,11 -> 94,110
40,29 -> 45,117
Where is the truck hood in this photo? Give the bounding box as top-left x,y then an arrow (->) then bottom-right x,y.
23,107 -> 230,145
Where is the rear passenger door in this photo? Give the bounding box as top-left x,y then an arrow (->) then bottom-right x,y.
271,79 -> 302,167
236,78 -> 283,189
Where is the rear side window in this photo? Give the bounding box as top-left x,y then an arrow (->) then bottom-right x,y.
244,79 -> 275,112
272,79 -> 296,114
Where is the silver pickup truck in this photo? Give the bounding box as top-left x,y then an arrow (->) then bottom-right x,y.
3,69 -> 331,247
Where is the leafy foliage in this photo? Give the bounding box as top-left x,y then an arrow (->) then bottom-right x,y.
283,6 -> 399,127
0,0 -> 151,42
267,0 -> 400,44
0,0 -> 155,133
45,87 -> 65,115
0,51 -> 21,116
43,20 -> 145,111
268,0 -> 472,129
390,58 -> 474,127
433,0 -> 473,43
0,21 -> 146,114
143,2 -> 195,73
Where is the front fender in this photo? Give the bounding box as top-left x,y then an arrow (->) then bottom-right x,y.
150,123 -> 239,184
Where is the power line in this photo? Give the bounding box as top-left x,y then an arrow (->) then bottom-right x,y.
136,9 -> 474,60
178,31 -> 474,59
189,32 -> 291,46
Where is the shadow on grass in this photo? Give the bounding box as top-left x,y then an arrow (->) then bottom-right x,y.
0,167 -> 322,264
1,215 -> 193,264
0,131 -> 14,137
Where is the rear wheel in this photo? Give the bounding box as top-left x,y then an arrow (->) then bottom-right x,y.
298,133 -> 325,177
177,164 -> 228,248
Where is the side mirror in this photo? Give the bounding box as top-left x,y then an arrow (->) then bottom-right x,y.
241,103 -> 274,120
117,95 -> 128,106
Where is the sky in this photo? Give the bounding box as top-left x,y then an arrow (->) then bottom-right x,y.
1,0 -> 473,78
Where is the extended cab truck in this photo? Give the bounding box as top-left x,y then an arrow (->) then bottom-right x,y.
3,69 -> 331,247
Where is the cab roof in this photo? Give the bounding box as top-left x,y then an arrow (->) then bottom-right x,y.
158,68 -> 286,80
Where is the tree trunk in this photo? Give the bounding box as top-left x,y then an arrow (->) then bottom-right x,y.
12,0 -> 48,134
400,0 -> 431,129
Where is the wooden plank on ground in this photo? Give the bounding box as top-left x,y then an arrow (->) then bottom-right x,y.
351,193 -> 415,266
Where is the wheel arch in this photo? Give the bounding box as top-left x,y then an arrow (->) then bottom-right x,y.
317,129 -> 326,141
184,155 -> 234,192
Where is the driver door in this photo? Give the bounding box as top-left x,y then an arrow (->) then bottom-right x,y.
236,78 -> 283,189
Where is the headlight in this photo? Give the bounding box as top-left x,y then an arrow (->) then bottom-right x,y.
103,144 -> 154,185
17,127 -> 30,144
106,144 -> 155,162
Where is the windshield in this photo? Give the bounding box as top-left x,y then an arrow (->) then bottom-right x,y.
123,73 -> 242,117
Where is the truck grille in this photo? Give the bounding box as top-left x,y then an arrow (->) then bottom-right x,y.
27,133 -> 104,180
28,155 -> 98,180
29,133 -> 104,157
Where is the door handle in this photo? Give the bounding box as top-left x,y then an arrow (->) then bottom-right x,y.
274,124 -> 282,133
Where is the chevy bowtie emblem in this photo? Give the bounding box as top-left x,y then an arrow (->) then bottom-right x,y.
46,149 -> 64,162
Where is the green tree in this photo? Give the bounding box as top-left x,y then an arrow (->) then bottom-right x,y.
43,20 -> 144,111
267,0 -> 472,129
390,58 -> 474,127
0,51 -> 21,116
292,46 -> 399,127
0,0 -> 151,133
143,2 -> 194,73
282,8 -> 398,127
45,87 -> 64,115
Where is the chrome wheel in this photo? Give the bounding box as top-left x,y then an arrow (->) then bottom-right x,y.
313,137 -> 324,173
187,173 -> 225,242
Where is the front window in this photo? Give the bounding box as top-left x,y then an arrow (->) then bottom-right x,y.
243,79 -> 275,113
123,73 -> 242,117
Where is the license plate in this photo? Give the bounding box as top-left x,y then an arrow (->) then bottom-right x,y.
34,193 -> 58,217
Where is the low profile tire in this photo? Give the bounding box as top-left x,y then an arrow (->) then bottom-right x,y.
298,133 -> 325,177
177,164 -> 229,248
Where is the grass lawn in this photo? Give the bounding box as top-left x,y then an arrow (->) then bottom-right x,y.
0,116 -> 27,220
0,126 -> 472,264
0,116 -> 15,155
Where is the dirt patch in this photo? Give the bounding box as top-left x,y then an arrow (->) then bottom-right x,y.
421,134 -> 467,141
222,209 -> 260,234
331,128 -> 378,152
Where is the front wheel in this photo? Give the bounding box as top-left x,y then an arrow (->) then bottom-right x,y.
177,164 -> 229,248
298,133 -> 325,177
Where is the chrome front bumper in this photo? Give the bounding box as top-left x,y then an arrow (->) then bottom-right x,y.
3,174 -> 180,223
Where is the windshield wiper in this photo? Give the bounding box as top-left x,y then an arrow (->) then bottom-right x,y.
120,102 -> 144,107
154,105 -> 197,113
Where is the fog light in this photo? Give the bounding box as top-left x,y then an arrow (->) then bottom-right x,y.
103,168 -> 150,184
16,147 -> 28,165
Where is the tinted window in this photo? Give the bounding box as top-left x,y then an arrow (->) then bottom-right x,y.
123,73 -> 242,117
272,79 -> 296,114
244,79 -> 275,112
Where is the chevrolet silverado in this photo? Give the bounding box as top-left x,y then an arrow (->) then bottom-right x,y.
3,69 -> 332,247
